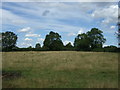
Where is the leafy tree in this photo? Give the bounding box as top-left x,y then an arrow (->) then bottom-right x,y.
1,31 -> 18,51
0,33 -> 2,51
65,42 -> 73,48
27,46 -> 33,51
35,43 -> 41,51
74,33 -> 90,51
74,28 -> 106,51
104,45 -> 118,52
87,28 -> 106,49
43,31 -> 63,50
35,43 -> 41,49
49,40 -> 63,51
64,42 -> 74,51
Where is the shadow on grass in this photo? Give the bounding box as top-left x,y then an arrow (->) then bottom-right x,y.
2,70 -> 22,80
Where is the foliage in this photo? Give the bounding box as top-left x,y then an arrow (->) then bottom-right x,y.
1,29 -> 119,52
49,40 -> 64,51
43,31 -> 64,51
74,33 -> 90,51
87,28 -> 106,49
74,28 -> 106,51
35,43 -> 41,48
35,43 -> 41,51
104,45 -> 118,52
1,31 -> 18,51
64,42 -> 74,51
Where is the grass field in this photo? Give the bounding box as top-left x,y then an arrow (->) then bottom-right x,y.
2,51 -> 118,88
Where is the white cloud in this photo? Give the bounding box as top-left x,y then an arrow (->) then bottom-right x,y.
2,2 -> 118,48
18,27 -> 31,32
110,25 -> 116,29
78,28 -> 85,34
92,5 -> 118,24
25,33 -> 40,37
67,32 -> 76,36
63,40 -> 73,45
103,44 -> 108,47
24,38 -> 32,41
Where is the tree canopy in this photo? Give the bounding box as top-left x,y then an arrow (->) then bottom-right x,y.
1,28 -> 118,52
74,28 -> 106,51
74,33 -> 90,51
43,31 -> 63,51
35,43 -> 41,49
87,28 -> 106,49
1,31 -> 18,51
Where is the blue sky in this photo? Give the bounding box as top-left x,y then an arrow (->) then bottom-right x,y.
1,2 -> 118,47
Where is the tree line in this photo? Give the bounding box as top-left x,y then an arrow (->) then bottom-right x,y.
0,28 -> 119,52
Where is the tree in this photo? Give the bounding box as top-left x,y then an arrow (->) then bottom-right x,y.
74,33 -> 90,51
74,28 -> 106,51
65,42 -> 73,48
27,46 -> 33,51
43,31 -> 63,51
0,33 -> 2,51
35,43 -> 41,51
49,40 -> 63,51
87,28 -> 106,49
1,31 -> 18,51
64,42 -> 74,51
104,45 -> 118,52
35,43 -> 41,49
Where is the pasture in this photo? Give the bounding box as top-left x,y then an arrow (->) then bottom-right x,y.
2,51 -> 118,88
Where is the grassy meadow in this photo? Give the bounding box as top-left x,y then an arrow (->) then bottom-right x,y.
2,51 -> 118,88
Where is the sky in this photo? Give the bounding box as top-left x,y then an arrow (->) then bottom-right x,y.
1,1 -> 118,48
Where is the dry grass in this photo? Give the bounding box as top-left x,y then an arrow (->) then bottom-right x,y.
2,51 -> 118,88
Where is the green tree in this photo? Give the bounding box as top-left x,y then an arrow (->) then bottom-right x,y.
87,28 -> 106,49
65,42 -> 73,48
27,46 -> 33,51
74,33 -> 90,51
74,28 -> 106,51
64,42 -> 74,51
35,43 -> 41,49
35,43 -> 41,51
49,40 -> 63,51
1,31 -> 18,51
43,31 -> 63,51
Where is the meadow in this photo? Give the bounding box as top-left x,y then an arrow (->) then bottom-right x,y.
2,51 -> 118,88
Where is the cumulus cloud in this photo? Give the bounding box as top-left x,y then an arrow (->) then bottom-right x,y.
103,44 -> 108,47
78,28 -> 85,34
63,40 -> 73,45
24,38 -> 32,41
92,4 -> 118,24
110,25 -> 116,29
25,33 -> 40,37
18,27 -> 31,32
2,2 -> 118,47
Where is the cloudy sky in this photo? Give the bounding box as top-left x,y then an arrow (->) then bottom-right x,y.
1,1 -> 118,47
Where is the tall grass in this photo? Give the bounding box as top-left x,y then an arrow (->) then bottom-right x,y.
2,51 -> 118,88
